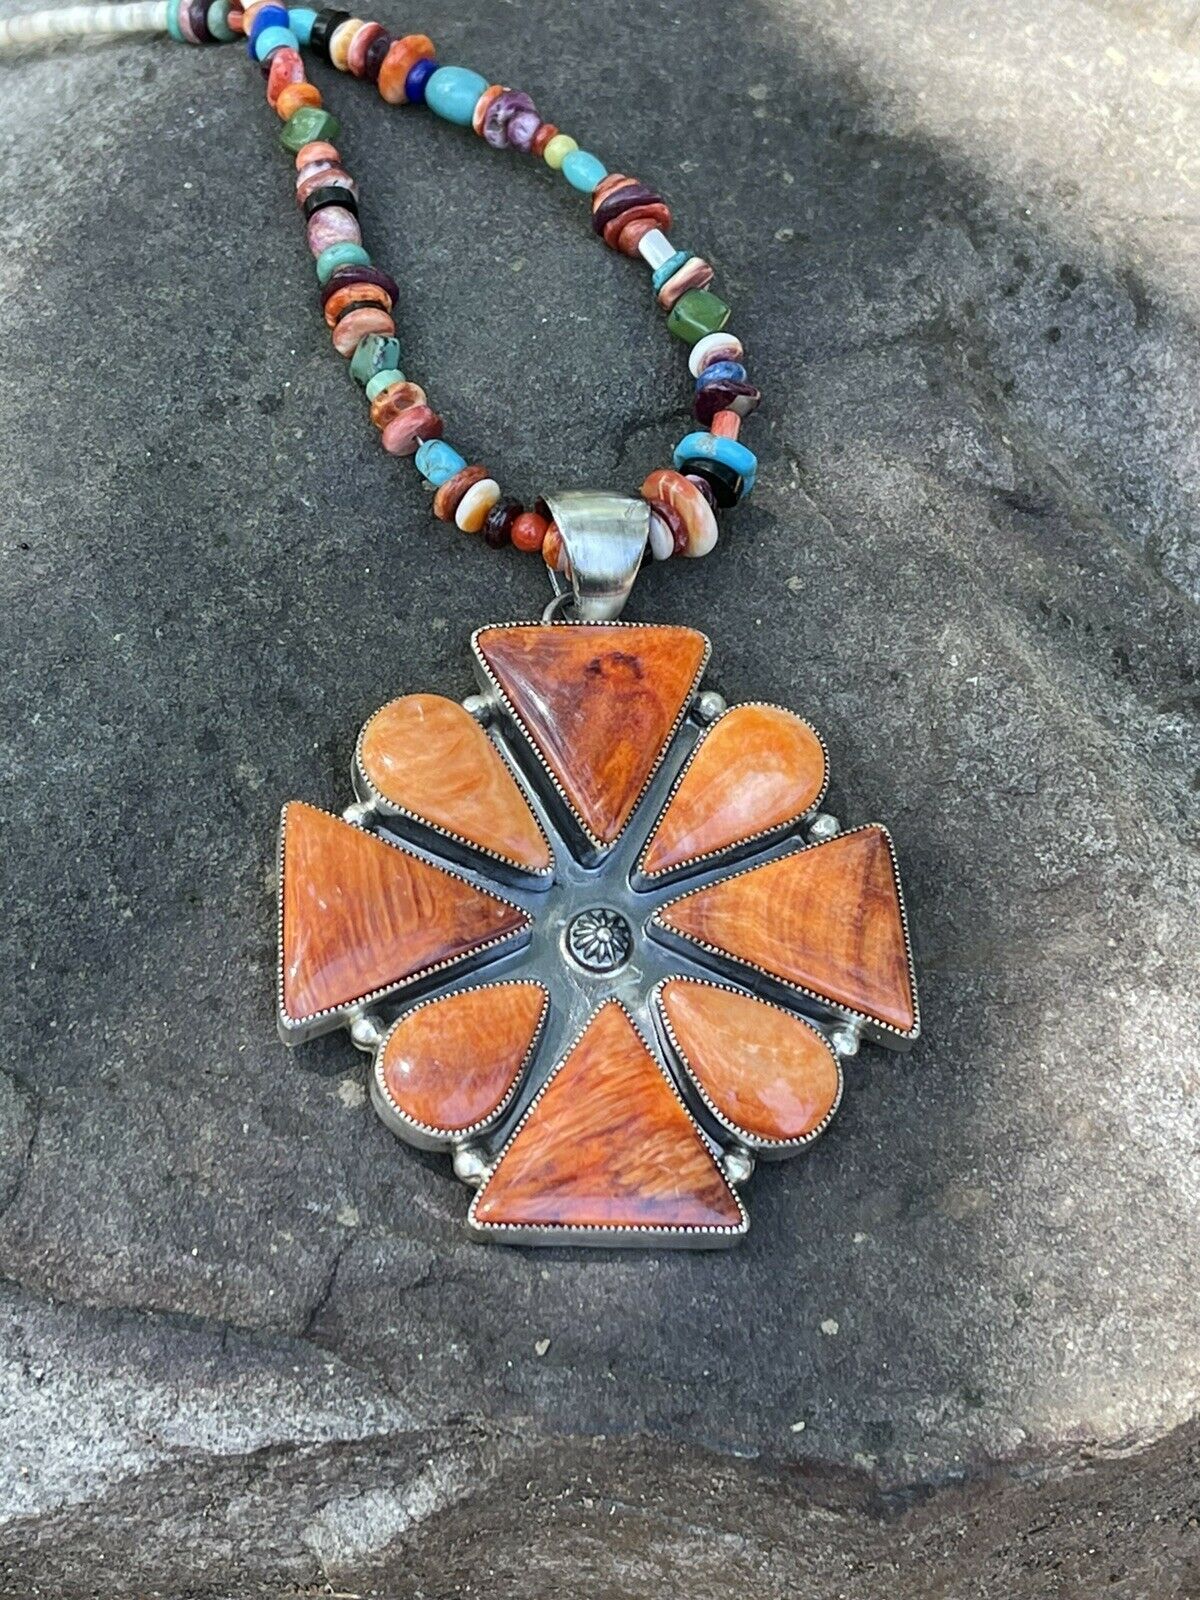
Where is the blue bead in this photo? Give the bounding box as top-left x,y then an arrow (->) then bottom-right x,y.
696,360 -> 748,389
673,431 -> 758,497
166,0 -> 185,40
246,1 -> 287,53
405,56 -> 438,104
287,6 -> 316,43
425,66 -> 488,125
415,439 -> 467,487
254,23 -> 298,58
561,150 -> 608,193
651,250 -> 690,295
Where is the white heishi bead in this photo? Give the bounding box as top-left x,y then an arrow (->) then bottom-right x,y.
688,331 -> 743,379
648,512 -> 675,561
0,1 -> 167,46
637,229 -> 676,272
455,477 -> 501,531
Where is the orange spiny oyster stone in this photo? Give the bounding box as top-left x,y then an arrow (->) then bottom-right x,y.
657,979 -> 840,1145
358,694 -> 551,875
279,802 -> 530,1025
378,982 -> 548,1136
470,1001 -> 744,1235
639,704 -> 827,879
474,624 -> 709,847
654,825 -> 917,1036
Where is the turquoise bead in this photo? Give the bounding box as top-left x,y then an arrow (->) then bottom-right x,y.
561,150 -> 608,193
425,66 -> 488,126
365,368 -> 406,402
350,334 -> 403,388
415,439 -> 467,486
206,0 -> 236,38
254,23 -> 297,58
673,431 -> 758,496
166,0 -> 184,40
315,242 -> 370,284
287,6 -> 316,43
651,250 -> 689,295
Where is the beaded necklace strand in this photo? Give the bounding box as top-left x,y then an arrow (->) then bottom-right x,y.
1,0 -> 761,572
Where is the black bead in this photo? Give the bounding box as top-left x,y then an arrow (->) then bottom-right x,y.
676,456 -> 743,509
483,498 -> 522,549
309,7 -> 350,59
302,185 -> 359,221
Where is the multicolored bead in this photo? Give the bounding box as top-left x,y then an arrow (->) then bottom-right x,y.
688,331 -> 743,377
433,463 -> 488,520
640,468 -> 718,558
671,430 -> 757,506
331,303 -> 393,356
306,204 -> 360,255
656,255 -> 714,309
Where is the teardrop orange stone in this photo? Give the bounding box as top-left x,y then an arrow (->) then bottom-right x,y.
640,704 -> 827,878
473,624 -> 709,846
379,982 -> 548,1135
358,694 -> 551,874
657,979 -> 840,1144
654,825 -> 917,1035
471,1001 -> 744,1235
279,802 -> 531,1026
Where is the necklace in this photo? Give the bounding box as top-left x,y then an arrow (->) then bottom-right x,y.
3,0 -> 920,1248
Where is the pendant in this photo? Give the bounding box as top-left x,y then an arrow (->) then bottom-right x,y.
276,496 -> 919,1248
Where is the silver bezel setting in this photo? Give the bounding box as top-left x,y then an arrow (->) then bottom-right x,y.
631,701 -> 830,890
275,802 -> 533,1045
352,696 -> 556,889
470,620 -> 712,866
466,1000 -> 749,1249
371,980 -> 551,1153
648,823 -> 922,1050
650,976 -> 844,1158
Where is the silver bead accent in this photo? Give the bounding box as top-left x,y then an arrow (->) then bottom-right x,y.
341,800 -> 376,829
829,1021 -> 862,1059
452,1141 -> 490,1188
696,689 -> 727,724
348,1012 -> 385,1052
808,813 -> 841,843
461,693 -> 493,725
722,1144 -> 756,1188
636,229 -> 676,272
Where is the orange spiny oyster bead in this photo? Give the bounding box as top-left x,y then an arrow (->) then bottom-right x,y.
323,282 -> 392,327
331,305 -> 393,357
381,404 -> 442,456
511,510 -> 548,552
710,409 -> 742,440
433,464 -> 488,521
591,174 -> 672,253
369,380 -> 427,429
541,522 -> 568,573
472,83 -> 507,136
294,140 -> 340,170
276,81 -> 322,120
377,34 -> 436,103
266,46 -> 305,108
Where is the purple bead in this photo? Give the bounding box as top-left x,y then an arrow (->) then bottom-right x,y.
364,29 -> 393,82
694,379 -> 761,427
483,498 -> 522,548
591,181 -> 660,236
483,89 -> 537,150
404,55 -> 437,103
187,0 -> 210,40
507,109 -> 542,153
684,473 -> 719,511
319,264 -> 400,309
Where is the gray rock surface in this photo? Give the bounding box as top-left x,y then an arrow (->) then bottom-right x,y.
0,0 -> 1198,1592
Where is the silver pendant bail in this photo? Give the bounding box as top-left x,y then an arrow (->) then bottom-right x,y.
540,491 -> 651,621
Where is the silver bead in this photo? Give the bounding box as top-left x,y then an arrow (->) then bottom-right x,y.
808,812 -> 840,843
348,1012 -> 384,1052
722,1144 -> 756,1188
696,689 -> 727,723
461,693 -> 492,725
452,1141 -> 490,1188
829,1021 -> 861,1059
341,800 -> 376,829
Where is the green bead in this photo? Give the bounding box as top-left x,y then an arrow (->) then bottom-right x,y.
315,242 -> 369,285
365,368 -> 406,402
666,288 -> 731,345
206,0 -> 235,38
280,106 -> 340,154
350,334 -> 403,388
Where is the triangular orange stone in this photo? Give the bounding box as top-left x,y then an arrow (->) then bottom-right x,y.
378,982 -> 548,1135
474,624 -> 709,846
657,979 -> 840,1145
358,695 -> 551,875
655,826 -> 917,1035
279,802 -> 530,1025
640,704 -> 827,878
471,1002 -> 744,1235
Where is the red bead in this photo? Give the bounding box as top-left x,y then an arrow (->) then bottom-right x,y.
511,511 -> 548,552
